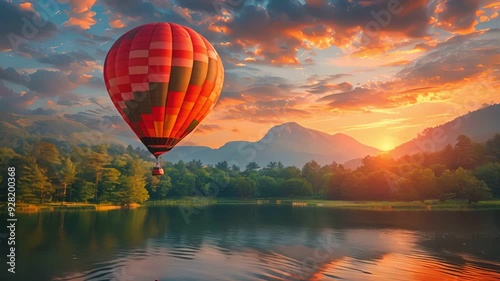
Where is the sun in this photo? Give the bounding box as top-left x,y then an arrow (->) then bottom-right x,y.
378,138 -> 397,152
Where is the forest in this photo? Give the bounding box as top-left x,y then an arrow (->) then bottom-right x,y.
1,134 -> 499,205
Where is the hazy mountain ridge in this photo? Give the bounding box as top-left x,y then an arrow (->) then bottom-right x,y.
0,113 -> 128,147
167,122 -> 380,167
390,104 -> 500,158
1,104 -> 499,168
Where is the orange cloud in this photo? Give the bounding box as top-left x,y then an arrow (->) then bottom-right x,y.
214,0 -> 431,66
19,2 -> 34,11
63,0 -> 97,30
109,19 -> 125,28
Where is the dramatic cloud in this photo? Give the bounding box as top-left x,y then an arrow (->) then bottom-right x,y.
435,0 -> 480,34
0,0 -> 499,149
63,0 -> 97,30
0,1 -> 58,51
303,74 -> 353,94
315,29 -> 500,112
0,82 -> 38,114
207,0 -> 432,65
0,67 -> 30,85
99,0 -> 189,29
0,62 -> 102,100
399,28 -> 500,83
27,70 -> 80,96
37,50 -> 96,71
196,124 -> 223,134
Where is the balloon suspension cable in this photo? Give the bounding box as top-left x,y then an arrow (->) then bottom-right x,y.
155,156 -> 162,167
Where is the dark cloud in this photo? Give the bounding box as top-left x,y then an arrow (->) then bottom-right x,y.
174,0 -> 219,14
196,124 -> 222,134
218,74 -> 294,102
30,107 -> 58,115
0,88 -> 38,114
0,67 -> 30,86
0,81 -> 17,97
27,70 -> 78,96
100,0 -> 192,30
101,0 -> 160,19
0,1 -> 58,51
174,0 -> 261,15
303,74 -> 353,94
0,66 -> 101,97
54,92 -> 83,107
317,85 -> 424,111
398,28 -> 500,83
436,0 -> 481,33
306,74 -> 352,84
220,101 -> 311,123
214,0 -> 431,65
37,50 -> 96,71
307,81 -> 353,94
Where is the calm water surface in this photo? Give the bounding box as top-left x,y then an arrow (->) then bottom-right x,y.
1,205 -> 500,281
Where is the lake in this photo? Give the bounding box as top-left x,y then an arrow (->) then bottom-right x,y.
1,205 -> 500,281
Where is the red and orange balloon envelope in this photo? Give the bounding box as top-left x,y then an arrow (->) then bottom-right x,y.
103,22 -> 224,159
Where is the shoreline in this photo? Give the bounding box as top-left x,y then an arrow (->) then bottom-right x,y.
141,198 -> 500,211
2,199 -> 500,213
0,202 -> 140,213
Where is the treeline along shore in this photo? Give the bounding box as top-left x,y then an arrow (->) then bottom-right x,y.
1,134 -> 500,210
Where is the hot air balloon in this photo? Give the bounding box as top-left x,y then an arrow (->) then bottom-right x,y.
104,23 -> 224,176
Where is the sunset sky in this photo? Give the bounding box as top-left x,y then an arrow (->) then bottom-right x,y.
0,0 -> 499,151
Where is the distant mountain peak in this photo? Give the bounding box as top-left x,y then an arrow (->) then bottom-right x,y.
168,121 -> 381,167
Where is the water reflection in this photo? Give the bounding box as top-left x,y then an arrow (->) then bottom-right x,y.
1,206 -> 499,281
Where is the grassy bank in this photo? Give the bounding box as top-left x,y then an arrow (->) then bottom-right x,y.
145,198 -> 500,211
0,202 -> 138,213
4,199 -> 500,213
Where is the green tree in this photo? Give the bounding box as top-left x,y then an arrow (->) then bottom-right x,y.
168,167 -> 196,197
257,175 -> 279,197
302,161 -> 323,196
486,134 -> 500,161
73,179 -> 97,202
207,168 -> 230,196
396,168 -> 436,201
215,161 -> 229,172
32,141 -> 61,168
245,162 -> 260,173
186,159 -> 203,172
117,174 -> 149,204
438,168 -> 492,203
361,170 -> 396,201
82,146 -> 112,187
454,135 -> 475,169
454,168 -> 492,203
473,163 -> 500,198
20,159 -> 54,203
280,178 -> 312,197
58,157 -> 77,202
429,164 -> 447,177
98,168 -> 121,202
156,176 -> 172,199
230,177 -> 257,198
281,166 -> 302,180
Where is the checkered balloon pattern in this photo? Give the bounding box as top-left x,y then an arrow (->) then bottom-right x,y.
104,23 -> 224,158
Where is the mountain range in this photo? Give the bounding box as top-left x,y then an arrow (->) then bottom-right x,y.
1,104 -> 499,168
389,104 -> 500,158
168,104 -> 500,167
166,122 -> 380,167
